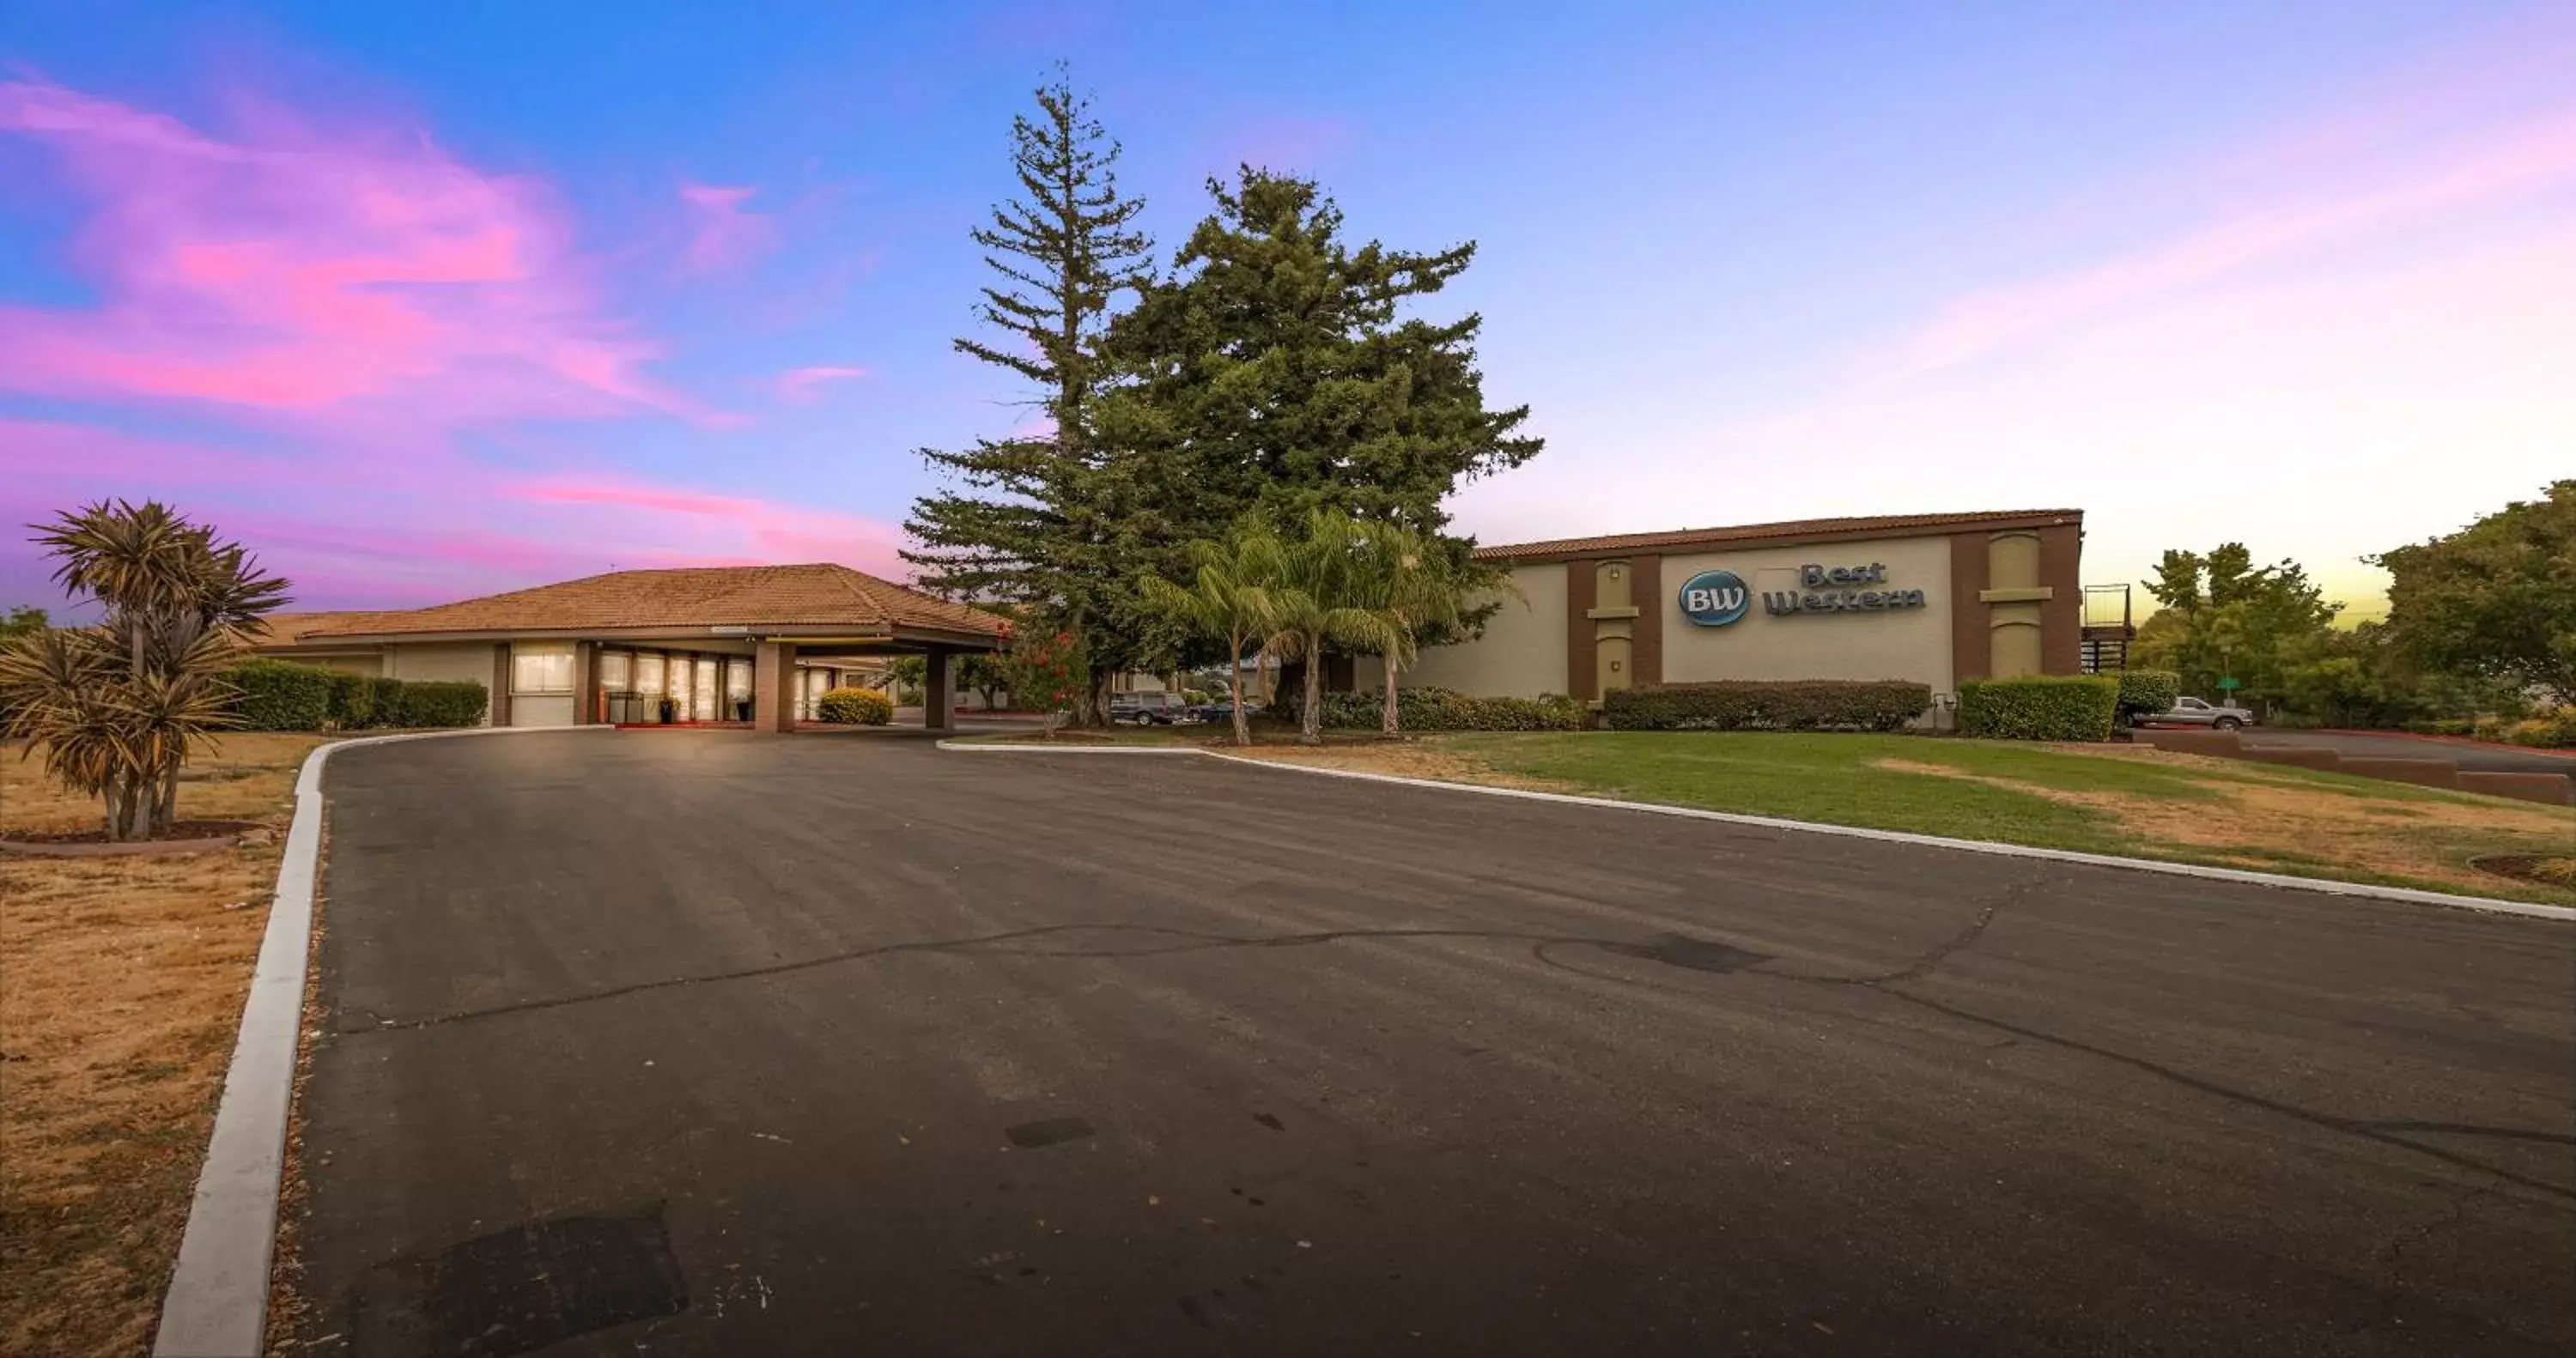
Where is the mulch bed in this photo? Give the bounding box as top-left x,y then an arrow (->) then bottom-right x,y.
0,820 -> 266,857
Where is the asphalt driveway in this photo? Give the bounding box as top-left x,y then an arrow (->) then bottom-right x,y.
292,732 -> 2576,1356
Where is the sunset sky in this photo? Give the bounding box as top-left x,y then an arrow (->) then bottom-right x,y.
3,1 -> 2569,618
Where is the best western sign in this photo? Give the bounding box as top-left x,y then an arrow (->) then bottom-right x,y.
1680,561 -> 1926,626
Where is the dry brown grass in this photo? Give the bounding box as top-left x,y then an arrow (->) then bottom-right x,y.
1218,741 -> 1581,792
2,733 -> 325,1358
1874,755 -> 2573,896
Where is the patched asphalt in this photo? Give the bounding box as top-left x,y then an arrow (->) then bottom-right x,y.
289,731 -> 2576,1356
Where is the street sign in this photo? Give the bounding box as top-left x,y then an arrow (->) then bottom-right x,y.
2216,676 -> 2242,691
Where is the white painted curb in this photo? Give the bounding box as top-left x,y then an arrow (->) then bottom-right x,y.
938,738 -> 2576,924
153,725 -> 614,1358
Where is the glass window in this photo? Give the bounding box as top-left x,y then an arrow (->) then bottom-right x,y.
511,648 -> 573,694
599,652 -> 633,694
635,653 -> 666,696
725,658 -> 751,701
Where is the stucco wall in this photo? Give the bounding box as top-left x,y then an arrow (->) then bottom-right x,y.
1382,564 -> 1571,699
1660,536 -> 1955,693
384,642 -> 497,725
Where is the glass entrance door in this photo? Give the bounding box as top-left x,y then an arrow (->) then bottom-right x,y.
666,653 -> 694,722
693,658 -> 720,721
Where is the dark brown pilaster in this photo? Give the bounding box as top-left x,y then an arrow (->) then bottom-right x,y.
570,641 -> 597,724
489,643 -> 512,727
2039,523 -> 2083,676
1949,535 -> 1989,688
754,640 -> 797,732
1630,555 -> 1663,687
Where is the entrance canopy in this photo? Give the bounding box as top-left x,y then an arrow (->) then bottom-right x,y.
253,563 -> 1008,731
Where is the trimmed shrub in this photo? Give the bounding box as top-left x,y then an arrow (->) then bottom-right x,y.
1958,675 -> 2120,742
393,681 -> 488,729
363,676 -> 406,727
324,671 -> 368,728
1604,679 -> 1932,732
2112,669 -> 2180,719
227,658 -> 335,731
817,687 -> 894,725
1291,684 -> 1589,732
321,672 -> 408,729
2504,710 -> 2576,749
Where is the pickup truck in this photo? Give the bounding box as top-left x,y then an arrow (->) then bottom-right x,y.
2142,695 -> 2257,731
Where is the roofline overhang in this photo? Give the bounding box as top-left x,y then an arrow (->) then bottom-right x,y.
1474,511 -> 2085,564
268,620 -> 1006,650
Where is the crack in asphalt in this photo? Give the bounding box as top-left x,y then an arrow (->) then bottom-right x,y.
335,879 -> 2573,1202
335,922 -> 1610,1034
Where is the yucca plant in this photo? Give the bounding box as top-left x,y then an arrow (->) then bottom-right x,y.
0,501 -> 289,840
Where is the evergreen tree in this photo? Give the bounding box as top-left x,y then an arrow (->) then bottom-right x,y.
903,67 -> 1156,725
1100,167 -> 1542,544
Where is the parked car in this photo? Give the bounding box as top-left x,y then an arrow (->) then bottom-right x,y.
2143,695 -> 2257,730
1109,691 -> 1193,725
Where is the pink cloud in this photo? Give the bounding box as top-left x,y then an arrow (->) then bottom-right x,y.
775,364 -> 869,403
1882,106 -> 2576,379
677,181 -> 778,274
499,474 -> 909,579
0,424 -> 916,609
0,78 -> 724,426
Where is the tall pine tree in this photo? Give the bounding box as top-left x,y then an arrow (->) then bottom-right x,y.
903,68 -> 1157,724
1099,168 -> 1542,543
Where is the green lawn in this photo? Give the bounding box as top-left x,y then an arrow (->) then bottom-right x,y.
1422,731 -> 2576,905
1435,731 -> 2149,852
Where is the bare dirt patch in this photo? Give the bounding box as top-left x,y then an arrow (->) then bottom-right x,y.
1874,756 -> 2573,896
0,733 -> 325,1357
1217,741 -> 1582,793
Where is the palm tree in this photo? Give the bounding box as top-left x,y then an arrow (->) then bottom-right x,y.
1138,520 -> 1286,746
1345,520 -> 1486,738
1262,511 -> 1395,746
0,501 -> 288,840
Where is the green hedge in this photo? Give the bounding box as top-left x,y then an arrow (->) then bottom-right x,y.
228,659 -> 336,731
322,672 -> 414,729
1959,675 -> 2120,742
817,687 -> 893,725
1603,679 -> 1931,732
394,681 -> 488,728
1285,685 -> 1590,731
2113,669 -> 2180,718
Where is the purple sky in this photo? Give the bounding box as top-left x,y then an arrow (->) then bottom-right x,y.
3,2 -> 2570,620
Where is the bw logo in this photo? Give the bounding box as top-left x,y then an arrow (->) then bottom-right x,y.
1679,570 -> 1751,627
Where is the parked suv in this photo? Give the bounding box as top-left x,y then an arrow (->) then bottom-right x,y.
2145,695 -> 2257,730
1109,692 -> 1193,725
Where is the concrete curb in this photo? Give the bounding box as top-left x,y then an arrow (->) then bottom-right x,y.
153,725 -> 615,1358
936,739 -> 2576,924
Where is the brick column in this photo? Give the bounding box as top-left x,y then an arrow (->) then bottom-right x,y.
922,648 -> 956,732
754,640 -> 798,733
489,643 -> 513,727
570,641 -> 597,724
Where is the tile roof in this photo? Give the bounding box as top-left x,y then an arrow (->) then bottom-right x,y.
1472,509 -> 2082,561
270,565 -> 1008,642
247,610 -> 414,646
